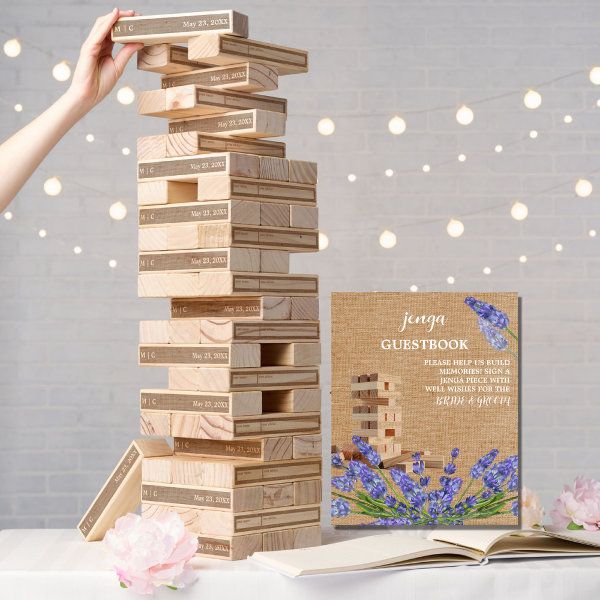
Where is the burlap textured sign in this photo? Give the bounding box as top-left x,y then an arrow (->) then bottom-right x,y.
331,292 -> 519,527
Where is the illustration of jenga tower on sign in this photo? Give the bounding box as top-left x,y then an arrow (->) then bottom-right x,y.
114,10 -> 322,560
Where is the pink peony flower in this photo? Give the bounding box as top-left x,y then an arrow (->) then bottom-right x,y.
104,511 -> 198,595
520,486 -> 544,529
551,476 -> 600,531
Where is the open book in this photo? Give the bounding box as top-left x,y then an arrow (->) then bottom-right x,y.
250,527 -> 600,577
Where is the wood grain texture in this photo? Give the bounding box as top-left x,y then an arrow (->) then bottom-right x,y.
170,296 -> 292,320
138,201 -> 261,227
188,34 -> 308,75
290,297 -> 319,320
173,436 -> 293,462
260,203 -> 289,227
138,247 -> 261,273
289,205 -> 318,228
139,227 -> 169,251
261,388 -> 321,413
261,342 -> 321,367
199,320 -> 319,343
259,157 -> 289,182
139,343 -> 261,368
293,479 -> 322,506
137,134 -> 168,160
288,160 -> 318,184
259,249 -> 289,274
262,525 -> 321,551
292,434 -> 322,458
138,180 -> 197,206
140,411 -> 171,436
137,44 -> 211,75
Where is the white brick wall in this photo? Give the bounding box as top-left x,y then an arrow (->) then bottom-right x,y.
1,0 -> 599,526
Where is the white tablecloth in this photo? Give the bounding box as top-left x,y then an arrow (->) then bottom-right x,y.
1,528 -> 600,599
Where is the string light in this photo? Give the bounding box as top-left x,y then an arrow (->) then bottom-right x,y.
73,245 -> 82,255
555,243 -> 563,252
379,230 -> 397,249
3,211 -> 12,221
3,38 -> 21,57
575,178 -> 593,197
14,103 -> 22,112
116,85 -> 135,105
523,89 -> 542,109
422,164 -> 431,173
317,117 -> 335,136
385,168 -> 394,177
108,259 -> 117,268
519,255 -> 527,263
458,153 -> 466,162
589,229 -> 597,238
446,276 -> 455,284
446,218 -> 464,238
483,266 -> 491,275
409,285 -> 418,292
455,105 -> 474,125
388,115 -> 406,135
43,176 -> 62,196
121,147 -> 131,156
510,201 -> 528,221
563,114 -> 573,124
109,201 -> 127,221
318,232 -> 329,250
52,61 -> 71,82
85,134 -> 95,142
590,67 -> 600,85
529,130 -> 538,139
38,229 -> 47,238
347,173 -> 356,183
494,144 -> 503,153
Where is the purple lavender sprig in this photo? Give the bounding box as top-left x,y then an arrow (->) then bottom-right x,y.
465,296 -> 519,343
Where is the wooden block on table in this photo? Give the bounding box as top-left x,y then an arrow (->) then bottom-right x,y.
288,160 -> 317,184
141,389 -> 262,416
138,180 -> 197,206
261,388 -> 321,413
260,249 -> 289,273
138,248 -> 261,273
261,203 -> 289,227
138,153 -> 260,183
138,272 -> 319,298
293,434 -> 322,458
199,319 -> 319,344
173,436 -> 293,462
261,342 -> 321,367
112,10 -> 248,43
138,85 -> 286,119
290,297 -> 319,320
196,175 -> 316,205
143,455 -> 322,488
138,44 -> 211,75
139,343 -> 261,368
188,34 -> 308,75
139,200 -> 260,227
170,296 -> 292,320
78,438 -> 172,541
140,411 -> 171,436
168,365 -> 319,392
170,412 -> 321,440
168,109 -> 286,140
161,62 -> 278,93
289,205 -> 318,228
259,157 -> 289,182
262,525 -> 321,552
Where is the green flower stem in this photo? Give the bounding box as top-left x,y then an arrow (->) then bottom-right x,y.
456,479 -> 474,504
507,349 -> 519,359
505,327 -> 519,342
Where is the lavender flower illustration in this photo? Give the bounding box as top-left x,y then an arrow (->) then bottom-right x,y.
331,439 -> 519,526
465,296 -> 518,357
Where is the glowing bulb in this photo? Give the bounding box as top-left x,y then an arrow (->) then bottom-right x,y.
456,105 -> 474,125
511,201 -> 528,221
523,89 -> 542,109
575,178 -> 593,197
4,38 -> 21,57
597,99 -> 600,108
347,173 -> 356,182
4,211 -> 13,221
109,201 -> 127,221
589,229 -> 597,238
318,232 -> 329,250
317,117 -> 335,136
388,115 -> 406,135
117,85 -> 135,105
422,164 -> 431,173
458,153 -> 466,162
494,144 -> 503,153
555,243 -> 563,252
73,245 -> 82,255
43,176 -> 62,196
519,255 -> 527,263
590,67 -> 600,85
108,259 -> 117,268
14,103 -> 22,112
52,61 -> 71,82
122,147 -> 131,156
379,229 -> 397,249
563,114 -> 573,124
409,284 -> 418,292
483,266 -> 491,275
529,130 -> 538,139
446,218 -> 464,238
385,168 -> 394,177
38,229 -> 47,238
446,276 -> 455,285
86,133 -> 95,142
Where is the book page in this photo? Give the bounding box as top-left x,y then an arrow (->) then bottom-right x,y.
428,528 -> 518,554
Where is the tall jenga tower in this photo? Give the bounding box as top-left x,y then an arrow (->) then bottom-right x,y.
114,10 -> 322,559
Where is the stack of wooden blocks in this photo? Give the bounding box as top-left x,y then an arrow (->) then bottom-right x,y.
116,10 -> 322,560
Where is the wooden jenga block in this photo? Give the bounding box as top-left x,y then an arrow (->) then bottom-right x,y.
140,389 -> 263,416
351,405 -> 402,422
261,203 -> 289,227
259,157 -> 289,182
290,297 -> 319,320
138,85 -> 286,119
166,131 -> 286,158
138,44 -> 211,75
288,160 -> 317,184
195,533 -> 263,560
368,373 -> 402,384
350,381 -> 398,392
170,296 -> 292,320
169,109 -> 286,139
292,434 -> 322,458
140,411 -> 171,436
140,319 -> 202,344
138,153 -> 260,183
168,365 -> 319,392
262,525 -> 321,552
143,455 -> 322,488
138,201 -> 261,227
261,389 -> 321,413
289,205 -> 318,228
293,479 -> 322,506
112,10 -> 248,43
173,436 -> 293,462
260,249 -> 289,273
139,343 -> 261,368
196,175 -> 316,205
161,63 -> 278,93
78,439 -> 172,541
169,412 -> 321,440
353,426 -> 401,439
261,343 -> 321,367
198,320 -> 320,344
137,134 -> 168,161
139,227 -> 169,251
138,180 -> 197,206
188,34 -> 308,75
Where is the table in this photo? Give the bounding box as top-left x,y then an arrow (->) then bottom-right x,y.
1,528 -> 600,599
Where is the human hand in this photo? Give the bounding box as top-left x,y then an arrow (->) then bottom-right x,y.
67,8 -> 142,112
